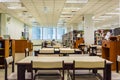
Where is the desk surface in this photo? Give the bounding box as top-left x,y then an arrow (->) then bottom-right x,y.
16,56 -> 108,64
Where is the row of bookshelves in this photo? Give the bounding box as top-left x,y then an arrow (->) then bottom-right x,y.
62,30 -> 84,48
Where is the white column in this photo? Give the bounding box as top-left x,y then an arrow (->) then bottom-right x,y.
0,14 -> 7,36
78,22 -> 84,30
72,23 -> 78,30
84,14 -> 94,45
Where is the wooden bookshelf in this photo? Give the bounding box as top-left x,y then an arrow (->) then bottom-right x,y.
0,40 -> 9,67
102,40 -> 120,70
0,39 -> 15,68
62,30 -> 84,48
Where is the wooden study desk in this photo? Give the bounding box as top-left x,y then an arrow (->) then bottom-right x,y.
16,56 -> 112,80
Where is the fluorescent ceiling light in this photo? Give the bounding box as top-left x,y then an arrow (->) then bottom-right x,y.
106,12 -> 120,15
7,3 -> 24,9
60,15 -> 72,18
93,19 -> 105,21
66,0 -> 88,3
93,21 -> 99,22
0,0 -> 20,2
116,8 -> 120,10
64,7 -> 80,10
8,6 -> 22,9
61,12 -> 72,14
99,15 -> 112,18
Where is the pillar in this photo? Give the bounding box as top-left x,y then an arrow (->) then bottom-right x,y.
84,14 -> 94,45
0,14 -> 7,36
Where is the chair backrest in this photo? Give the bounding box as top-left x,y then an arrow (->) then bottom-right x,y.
25,48 -> 29,57
38,54 -> 60,57
116,55 -> 120,73
4,56 -> 14,80
31,61 -> 64,69
74,60 -> 105,69
60,48 -> 74,54
73,60 -> 106,80
40,48 -> 54,53
31,60 -> 64,80
117,55 -> 120,61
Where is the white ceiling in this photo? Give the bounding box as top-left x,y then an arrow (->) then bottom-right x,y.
0,0 -> 119,28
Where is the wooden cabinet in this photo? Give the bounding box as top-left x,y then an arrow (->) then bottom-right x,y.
0,40 -> 15,68
102,40 -> 120,70
15,40 -> 33,53
15,40 -> 28,53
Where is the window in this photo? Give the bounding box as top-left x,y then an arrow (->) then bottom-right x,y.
43,27 -> 55,40
32,27 -> 66,40
57,28 -> 65,40
32,27 -> 41,39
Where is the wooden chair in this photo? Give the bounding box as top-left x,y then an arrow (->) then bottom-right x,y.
4,56 -> 31,80
31,60 -> 64,80
71,60 -> 106,80
116,55 -> 120,73
89,46 -> 97,56
25,48 -> 29,57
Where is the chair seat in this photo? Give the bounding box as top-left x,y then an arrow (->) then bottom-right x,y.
7,72 -> 31,80
36,70 -> 61,75
34,76 -> 62,80
69,70 -> 92,75
8,72 -> 17,80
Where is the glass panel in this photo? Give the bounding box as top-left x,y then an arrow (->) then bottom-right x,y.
32,27 -> 41,39
57,28 -> 65,40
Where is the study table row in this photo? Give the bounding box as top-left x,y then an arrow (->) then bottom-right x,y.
16,56 -> 112,80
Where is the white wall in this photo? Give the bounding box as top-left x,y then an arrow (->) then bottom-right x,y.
6,15 -> 24,39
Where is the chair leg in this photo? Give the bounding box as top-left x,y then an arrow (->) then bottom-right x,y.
116,61 -> 119,73
73,70 -> 75,80
33,75 -> 36,80
62,70 -> 64,80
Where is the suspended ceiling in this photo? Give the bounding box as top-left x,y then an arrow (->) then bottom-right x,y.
0,0 -> 119,28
